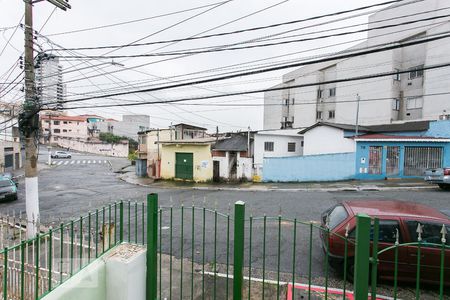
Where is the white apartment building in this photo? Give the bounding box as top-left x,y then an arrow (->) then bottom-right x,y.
35,54 -> 66,110
264,0 -> 450,130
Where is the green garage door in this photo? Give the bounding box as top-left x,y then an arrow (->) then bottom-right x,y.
175,153 -> 193,180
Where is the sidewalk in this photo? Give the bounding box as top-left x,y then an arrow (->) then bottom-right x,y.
119,170 -> 436,192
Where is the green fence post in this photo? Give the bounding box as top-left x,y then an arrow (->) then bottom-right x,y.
233,201 -> 245,300
119,201 -> 124,243
3,247 -> 7,300
353,213 -> 371,300
147,193 -> 158,300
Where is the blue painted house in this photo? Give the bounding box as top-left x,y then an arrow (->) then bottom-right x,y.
262,120 -> 450,182
355,120 -> 450,179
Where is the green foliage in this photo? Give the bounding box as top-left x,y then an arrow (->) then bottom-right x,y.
99,132 -> 124,144
128,152 -> 137,161
99,132 -> 138,153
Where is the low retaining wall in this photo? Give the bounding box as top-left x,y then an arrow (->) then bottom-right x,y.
263,152 -> 355,182
56,138 -> 128,157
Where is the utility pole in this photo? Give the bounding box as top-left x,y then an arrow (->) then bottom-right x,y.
355,94 -> 361,137
22,0 -> 71,238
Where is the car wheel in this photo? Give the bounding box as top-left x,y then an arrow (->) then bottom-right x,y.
438,184 -> 450,191
345,259 -> 372,283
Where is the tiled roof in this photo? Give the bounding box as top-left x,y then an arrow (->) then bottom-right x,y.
40,115 -> 87,122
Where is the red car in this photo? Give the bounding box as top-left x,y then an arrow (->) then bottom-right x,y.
321,200 -> 450,285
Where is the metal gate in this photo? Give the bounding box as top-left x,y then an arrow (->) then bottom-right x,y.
386,146 -> 400,176
368,146 -> 382,174
403,146 -> 443,176
175,152 -> 193,180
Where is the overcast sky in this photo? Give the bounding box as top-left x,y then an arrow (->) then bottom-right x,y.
0,0 -> 392,133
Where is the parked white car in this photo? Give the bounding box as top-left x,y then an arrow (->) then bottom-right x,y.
424,167 -> 450,190
51,151 -> 72,159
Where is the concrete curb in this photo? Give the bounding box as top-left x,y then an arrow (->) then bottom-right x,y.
118,173 -> 437,192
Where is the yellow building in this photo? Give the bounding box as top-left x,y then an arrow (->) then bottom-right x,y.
159,139 -> 215,182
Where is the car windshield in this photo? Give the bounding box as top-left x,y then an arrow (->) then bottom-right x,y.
0,180 -> 13,187
327,205 -> 348,230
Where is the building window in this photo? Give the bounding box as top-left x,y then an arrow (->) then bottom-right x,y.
53,129 -> 60,133
393,68 -> 400,81
63,129 -> 67,132
408,65 -> 424,80
329,87 -> 336,97
406,97 -> 423,109
284,99 -> 289,106
316,111 -> 323,120
63,121 -> 68,124
288,142 -> 296,152
53,121 -> 60,125
301,141 -> 304,147
317,89 -> 323,99
291,98 -> 295,105
264,141 -> 274,152
392,98 -> 400,111
328,110 -> 335,119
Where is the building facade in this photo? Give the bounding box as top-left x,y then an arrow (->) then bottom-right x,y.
253,129 -> 304,180
212,133 -> 253,181
35,54 -> 65,110
0,106 -> 22,173
40,114 -> 89,143
264,0 -> 450,130
96,115 -> 150,141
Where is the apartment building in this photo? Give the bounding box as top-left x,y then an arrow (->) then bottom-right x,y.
40,114 -> 89,143
35,54 -> 66,110
264,0 -> 450,130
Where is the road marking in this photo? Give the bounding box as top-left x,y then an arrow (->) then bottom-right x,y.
57,161 -> 63,165
70,161 -> 75,164
64,161 -> 69,165
77,160 -> 81,164
92,160 -> 96,164
82,160 -> 86,164
104,160 -> 107,164
87,160 -> 91,164
52,162 -> 56,165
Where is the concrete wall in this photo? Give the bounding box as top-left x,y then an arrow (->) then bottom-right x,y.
42,253 -> 107,300
43,244 -> 146,300
303,126 -> 355,155
426,120 -> 450,138
160,144 -> 213,182
57,138 -> 129,157
263,152 -> 355,182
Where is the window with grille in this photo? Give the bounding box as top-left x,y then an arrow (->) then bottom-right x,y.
287,142 -> 296,152
368,146 -> 383,174
408,65 -> 424,79
316,111 -> 323,120
264,142 -> 274,152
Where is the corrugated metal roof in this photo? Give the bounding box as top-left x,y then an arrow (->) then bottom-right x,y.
298,121 -> 430,134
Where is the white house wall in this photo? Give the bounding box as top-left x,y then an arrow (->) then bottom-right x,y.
303,126 -> 355,156
254,133 -> 304,176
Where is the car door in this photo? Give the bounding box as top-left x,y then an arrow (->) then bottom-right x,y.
372,219 -> 415,281
404,220 -> 450,285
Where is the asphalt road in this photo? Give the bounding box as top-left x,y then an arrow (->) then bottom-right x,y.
1,150 -> 449,285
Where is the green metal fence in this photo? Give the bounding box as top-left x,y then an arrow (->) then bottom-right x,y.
0,193 -> 449,300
